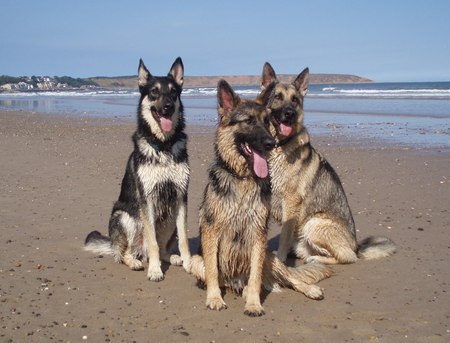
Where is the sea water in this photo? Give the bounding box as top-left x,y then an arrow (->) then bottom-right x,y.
1,82 -> 449,148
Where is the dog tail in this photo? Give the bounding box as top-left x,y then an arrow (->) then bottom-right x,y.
84,230 -> 114,256
263,253 -> 333,296
357,236 -> 397,260
189,253 -> 333,299
289,263 -> 333,285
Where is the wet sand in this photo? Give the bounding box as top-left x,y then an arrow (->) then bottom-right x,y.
1,110 -> 449,342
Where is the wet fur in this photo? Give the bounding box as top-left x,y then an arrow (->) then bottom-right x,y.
190,80 -> 332,316
260,62 -> 397,265
84,58 -> 191,281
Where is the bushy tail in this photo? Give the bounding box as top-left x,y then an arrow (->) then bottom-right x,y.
357,236 -> 397,260
84,230 -> 114,256
267,253 -> 333,290
289,263 -> 333,285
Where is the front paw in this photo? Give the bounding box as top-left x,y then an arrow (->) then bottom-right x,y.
147,266 -> 164,282
244,302 -> 265,317
169,254 -> 183,266
206,296 -> 227,311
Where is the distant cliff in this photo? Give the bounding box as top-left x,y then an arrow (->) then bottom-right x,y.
89,73 -> 372,89
1,73 -> 372,92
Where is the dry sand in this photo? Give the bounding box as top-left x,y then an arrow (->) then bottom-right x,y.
1,110 -> 449,342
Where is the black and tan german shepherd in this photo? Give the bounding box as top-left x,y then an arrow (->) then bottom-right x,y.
190,80 -> 332,316
84,57 -> 191,281
261,62 -> 396,265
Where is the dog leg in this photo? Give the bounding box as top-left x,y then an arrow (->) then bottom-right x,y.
110,211 -> 144,270
244,237 -> 265,316
203,227 -> 227,311
175,200 -> 191,272
276,219 -> 295,262
292,237 -> 309,260
141,208 -> 164,281
303,217 -> 358,265
158,222 -> 182,266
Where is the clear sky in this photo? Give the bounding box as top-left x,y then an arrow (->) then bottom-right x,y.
2,0 -> 450,82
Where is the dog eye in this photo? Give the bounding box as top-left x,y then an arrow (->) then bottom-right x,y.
150,88 -> 160,97
292,96 -> 299,104
274,93 -> 282,101
245,117 -> 255,125
170,88 -> 178,99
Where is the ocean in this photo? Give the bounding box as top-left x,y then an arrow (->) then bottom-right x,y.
1,82 -> 449,149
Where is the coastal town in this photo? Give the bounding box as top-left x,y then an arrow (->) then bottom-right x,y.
0,75 -> 97,91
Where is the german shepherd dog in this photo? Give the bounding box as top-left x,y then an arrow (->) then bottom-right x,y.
189,80 -> 332,316
260,62 -> 396,265
84,57 -> 191,281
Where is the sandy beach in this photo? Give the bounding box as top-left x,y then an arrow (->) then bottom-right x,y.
1,110 -> 449,342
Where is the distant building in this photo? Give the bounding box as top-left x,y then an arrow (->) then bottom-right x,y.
0,84 -> 13,90
0,82 -> 34,90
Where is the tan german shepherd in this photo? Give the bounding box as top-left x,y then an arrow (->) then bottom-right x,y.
189,80 -> 332,316
260,62 -> 396,265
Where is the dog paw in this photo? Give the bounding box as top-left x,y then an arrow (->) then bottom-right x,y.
147,268 -> 164,282
169,254 -> 183,266
126,258 -> 144,271
206,297 -> 227,311
304,285 -> 324,300
305,256 -> 322,264
244,303 -> 265,317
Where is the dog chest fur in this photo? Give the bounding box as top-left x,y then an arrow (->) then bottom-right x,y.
136,142 -> 189,200
201,173 -> 270,282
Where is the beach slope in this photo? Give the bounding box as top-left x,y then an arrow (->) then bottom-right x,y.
0,111 -> 448,342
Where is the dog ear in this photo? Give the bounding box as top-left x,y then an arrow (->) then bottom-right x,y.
138,59 -> 151,88
293,67 -> 309,97
261,62 -> 278,90
258,81 -> 276,109
168,57 -> 184,87
217,80 -> 240,118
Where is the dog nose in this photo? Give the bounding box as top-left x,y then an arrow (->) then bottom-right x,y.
264,137 -> 276,151
163,102 -> 174,113
283,108 -> 295,121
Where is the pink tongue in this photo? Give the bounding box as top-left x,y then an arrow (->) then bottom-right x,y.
160,117 -> 173,132
280,123 -> 292,136
252,150 -> 269,179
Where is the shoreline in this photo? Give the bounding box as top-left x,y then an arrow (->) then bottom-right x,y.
1,110 -> 449,341
2,109 -> 449,153
1,82 -> 449,150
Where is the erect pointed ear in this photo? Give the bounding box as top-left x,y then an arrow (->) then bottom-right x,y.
138,58 -> 151,87
257,81 -> 276,108
293,67 -> 309,97
168,57 -> 184,87
261,62 -> 278,90
217,79 -> 240,118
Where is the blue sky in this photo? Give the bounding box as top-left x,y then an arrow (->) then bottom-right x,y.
2,0 -> 450,82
